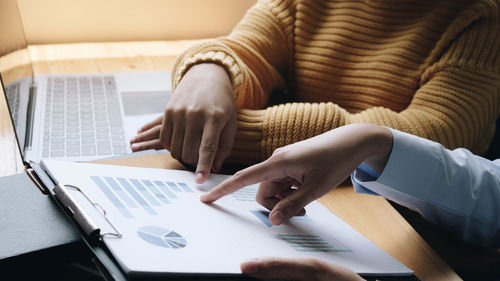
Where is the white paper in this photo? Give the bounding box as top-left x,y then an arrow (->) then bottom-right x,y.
42,159 -> 413,277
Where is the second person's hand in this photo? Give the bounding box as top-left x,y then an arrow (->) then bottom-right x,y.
201,124 -> 393,225
240,257 -> 365,281
161,63 -> 237,184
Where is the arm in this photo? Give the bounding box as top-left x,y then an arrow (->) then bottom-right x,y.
203,123 -> 500,247
228,5 -> 500,163
352,129 -> 500,248
131,0 -> 295,180
171,0 -> 295,109
202,123 -> 393,225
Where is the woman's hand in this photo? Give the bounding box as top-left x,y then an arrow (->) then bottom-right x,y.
201,124 -> 393,225
131,63 -> 237,184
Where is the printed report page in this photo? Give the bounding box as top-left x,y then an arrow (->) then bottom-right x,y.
42,159 -> 413,277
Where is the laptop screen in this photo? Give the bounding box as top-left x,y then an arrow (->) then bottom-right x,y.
0,73 -> 25,171
0,55 -> 34,162
1,0 -> 34,163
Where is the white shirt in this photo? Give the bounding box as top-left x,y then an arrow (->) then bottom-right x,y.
351,129 -> 500,248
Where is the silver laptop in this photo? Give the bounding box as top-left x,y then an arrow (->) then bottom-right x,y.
4,71 -> 170,162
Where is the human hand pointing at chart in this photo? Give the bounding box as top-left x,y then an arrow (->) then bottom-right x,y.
201,124 -> 393,226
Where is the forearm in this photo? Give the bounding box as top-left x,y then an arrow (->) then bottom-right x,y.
228,102 -> 398,164
171,0 -> 294,110
227,103 -> 352,163
353,129 -> 500,247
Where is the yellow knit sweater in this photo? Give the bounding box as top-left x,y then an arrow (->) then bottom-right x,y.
172,0 -> 500,164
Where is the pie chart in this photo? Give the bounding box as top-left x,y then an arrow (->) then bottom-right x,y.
137,226 -> 187,249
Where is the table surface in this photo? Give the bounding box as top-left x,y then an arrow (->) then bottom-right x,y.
0,40 -> 461,281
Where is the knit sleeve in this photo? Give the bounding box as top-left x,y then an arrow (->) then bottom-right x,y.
228,4 -> 500,164
171,0 -> 295,109
354,6 -> 500,154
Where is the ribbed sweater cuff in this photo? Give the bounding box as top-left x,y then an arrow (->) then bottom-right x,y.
172,42 -> 244,100
227,109 -> 265,165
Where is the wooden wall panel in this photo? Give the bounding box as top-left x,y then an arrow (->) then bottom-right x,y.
17,0 -> 256,44
0,0 -> 27,57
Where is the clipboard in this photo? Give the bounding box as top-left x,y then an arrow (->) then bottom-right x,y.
36,158 -> 416,281
28,161 -> 265,281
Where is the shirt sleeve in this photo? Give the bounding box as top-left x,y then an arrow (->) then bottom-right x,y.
351,128 -> 500,248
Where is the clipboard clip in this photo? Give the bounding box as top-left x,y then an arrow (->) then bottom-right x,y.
54,183 -> 123,239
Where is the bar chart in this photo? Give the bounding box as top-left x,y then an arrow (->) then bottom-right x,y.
90,175 -> 194,219
277,234 -> 351,253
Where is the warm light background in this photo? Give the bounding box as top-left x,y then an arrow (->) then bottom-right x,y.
0,0 -> 256,56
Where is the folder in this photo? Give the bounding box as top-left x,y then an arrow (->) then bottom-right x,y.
0,171 -> 79,260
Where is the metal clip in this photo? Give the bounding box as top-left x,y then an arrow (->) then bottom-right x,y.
54,183 -> 123,239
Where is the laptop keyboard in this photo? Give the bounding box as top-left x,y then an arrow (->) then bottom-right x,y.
43,76 -> 128,158
5,82 -> 20,126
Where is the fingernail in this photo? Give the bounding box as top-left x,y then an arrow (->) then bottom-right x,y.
129,137 -> 135,143
270,210 -> 285,225
195,172 -> 204,183
241,258 -> 260,274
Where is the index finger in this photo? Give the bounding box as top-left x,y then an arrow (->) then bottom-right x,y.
200,160 -> 282,203
195,121 -> 223,183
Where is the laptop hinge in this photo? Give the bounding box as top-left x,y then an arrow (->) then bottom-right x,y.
23,84 -> 37,151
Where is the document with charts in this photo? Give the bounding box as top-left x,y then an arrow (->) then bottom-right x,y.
41,159 -> 413,277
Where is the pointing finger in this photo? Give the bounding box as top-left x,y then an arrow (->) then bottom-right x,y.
200,160 -> 284,203
195,120 -> 222,184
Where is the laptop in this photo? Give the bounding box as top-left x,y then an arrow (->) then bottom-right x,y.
4,71 -> 170,162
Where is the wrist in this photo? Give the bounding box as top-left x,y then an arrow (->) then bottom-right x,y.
358,125 -> 393,175
184,63 -> 234,99
188,63 -> 231,82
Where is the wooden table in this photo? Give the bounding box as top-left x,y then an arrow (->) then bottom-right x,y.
0,41 -> 461,281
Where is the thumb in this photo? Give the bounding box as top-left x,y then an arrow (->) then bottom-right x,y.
241,257 -> 313,281
269,183 -> 316,226
241,257 -> 363,281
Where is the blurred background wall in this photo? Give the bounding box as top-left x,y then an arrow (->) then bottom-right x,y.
1,0 -> 256,56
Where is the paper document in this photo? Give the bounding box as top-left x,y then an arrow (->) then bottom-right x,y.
42,160 -> 413,277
